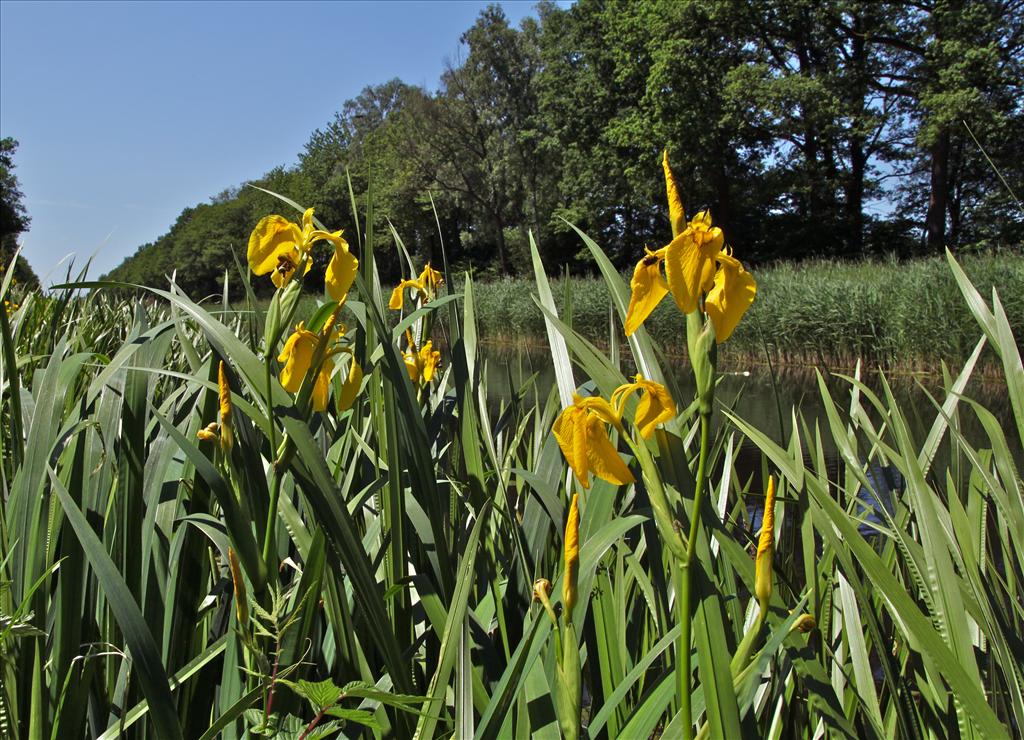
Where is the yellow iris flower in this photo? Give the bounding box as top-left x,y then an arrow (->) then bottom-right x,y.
623,152 -> 755,341
553,394 -> 634,489
610,374 -> 677,439
553,376 -> 675,488
278,320 -> 364,413
248,208 -> 354,290
389,263 -> 444,310
403,332 -> 441,386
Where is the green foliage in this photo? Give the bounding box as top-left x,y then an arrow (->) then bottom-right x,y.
102,0 -> 1023,293
466,251 -> 1024,367
1,200 -> 1022,737
0,138 -> 39,288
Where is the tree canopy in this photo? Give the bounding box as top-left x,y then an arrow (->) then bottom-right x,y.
0,137 -> 39,288
103,0 -> 1023,297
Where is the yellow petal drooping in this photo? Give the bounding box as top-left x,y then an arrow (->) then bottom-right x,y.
755,476 -> 776,614
663,150 -> 686,238
311,355 -> 334,412
325,240 -> 358,302
563,493 -> 580,619
278,324 -> 318,393
624,249 -> 669,336
705,250 -> 756,343
419,263 -> 444,294
583,412 -> 634,486
419,341 -> 441,383
389,279 -> 420,310
611,374 -> 675,438
632,378 -> 677,439
553,394 -> 634,489
553,405 -> 590,488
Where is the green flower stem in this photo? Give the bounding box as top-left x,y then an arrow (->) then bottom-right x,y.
678,410 -> 711,740
265,356 -> 277,454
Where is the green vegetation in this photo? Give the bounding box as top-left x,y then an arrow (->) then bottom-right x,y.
468,251 -> 1024,367
0,137 -> 38,289
1,189 -> 1022,736
102,0 -> 1023,295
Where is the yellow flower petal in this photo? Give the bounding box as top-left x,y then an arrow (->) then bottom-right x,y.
419,341 -> 440,383
663,150 -> 686,238
278,324 -> 317,392
563,493 -> 580,618
389,279 -> 422,310
624,249 -> 669,336
248,215 -> 303,276
553,405 -> 590,489
326,242 -> 359,302
404,350 -> 420,383
584,412 -> 634,486
577,395 -> 622,429
663,211 -> 723,314
419,263 -> 444,294
633,378 -> 676,439
705,251 -> 756,343
311,355 -> 334,412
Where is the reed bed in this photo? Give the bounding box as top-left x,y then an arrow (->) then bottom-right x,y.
466,252 -> 1024,369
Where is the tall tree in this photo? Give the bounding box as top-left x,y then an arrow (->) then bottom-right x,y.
873,0 -> 1023,251
0,137 -> 39,287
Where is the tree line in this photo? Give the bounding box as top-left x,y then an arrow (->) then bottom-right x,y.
103,0 -> 1023,297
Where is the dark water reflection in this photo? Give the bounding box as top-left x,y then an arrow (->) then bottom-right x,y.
479,340 -> 1022,469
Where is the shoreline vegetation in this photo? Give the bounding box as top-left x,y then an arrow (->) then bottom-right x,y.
275,250 -> 1020,374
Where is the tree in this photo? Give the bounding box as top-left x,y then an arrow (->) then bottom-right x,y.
0,137 -> 39,288
872,0 -> 1024,252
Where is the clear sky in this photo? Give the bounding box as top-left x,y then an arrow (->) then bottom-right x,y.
0,0 -> 547,283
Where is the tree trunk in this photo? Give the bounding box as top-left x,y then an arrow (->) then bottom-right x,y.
925,127 -> 950,252
493,211 -> 509,274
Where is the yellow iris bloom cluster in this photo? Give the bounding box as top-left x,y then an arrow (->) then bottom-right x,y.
247,208 -> 364,413
402,331 -> 441,387
277,319 -> 362,413
553,374 -> 676,489
624,152 -> 756,342
247,207 -> 358,301
389,263 -> 444,310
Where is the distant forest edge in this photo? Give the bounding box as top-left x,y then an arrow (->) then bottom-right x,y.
103,0 -> 1023,298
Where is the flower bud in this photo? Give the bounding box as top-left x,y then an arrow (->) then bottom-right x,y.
218,361 -> 234,453
227,548 -> 248,627
755,476 -> 776,615
563,494 -> 580,621
793,614 -> 816,633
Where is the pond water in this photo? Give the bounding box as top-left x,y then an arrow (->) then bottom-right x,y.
478,340 -> 1022,471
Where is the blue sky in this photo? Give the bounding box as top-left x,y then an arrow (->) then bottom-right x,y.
0,0 -> 547,283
